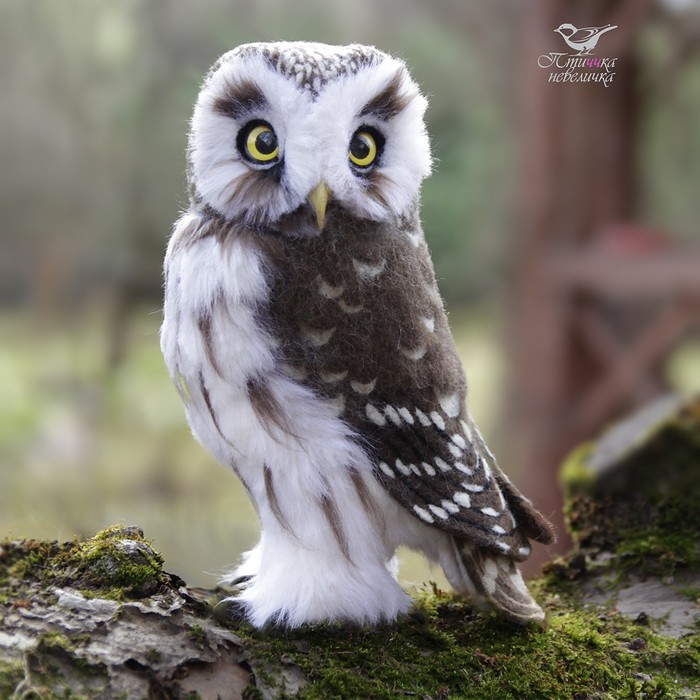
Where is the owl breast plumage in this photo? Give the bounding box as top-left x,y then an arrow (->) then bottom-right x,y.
161,41 -> 554,629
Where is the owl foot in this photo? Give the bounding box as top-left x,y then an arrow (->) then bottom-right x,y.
213,597 -> 248,627
224,539 -> 411,628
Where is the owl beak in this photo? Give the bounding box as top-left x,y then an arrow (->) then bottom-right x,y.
308,182 -> 330,231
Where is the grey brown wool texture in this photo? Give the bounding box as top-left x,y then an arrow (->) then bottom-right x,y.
237,43 -> 384,96
186,198 -> 554,562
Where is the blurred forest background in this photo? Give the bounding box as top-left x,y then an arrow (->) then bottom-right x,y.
1,0 -> 699,588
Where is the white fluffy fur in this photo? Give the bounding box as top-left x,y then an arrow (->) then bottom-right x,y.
189,42 -> 432,225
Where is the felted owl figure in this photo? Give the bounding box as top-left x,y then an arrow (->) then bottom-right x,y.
161,41 -> 554,628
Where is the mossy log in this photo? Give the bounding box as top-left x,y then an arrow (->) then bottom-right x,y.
2,395 -> 699,699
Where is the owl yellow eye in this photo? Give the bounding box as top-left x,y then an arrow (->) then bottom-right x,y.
240,122 -> 279,163
349,129 -> 381,169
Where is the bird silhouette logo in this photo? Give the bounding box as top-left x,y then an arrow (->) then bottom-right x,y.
554,23 -> 618,55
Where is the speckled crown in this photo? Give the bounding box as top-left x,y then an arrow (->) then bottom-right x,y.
221,42 -> 386,96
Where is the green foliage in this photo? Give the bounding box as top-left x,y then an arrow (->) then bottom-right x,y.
395,19 -> 514,301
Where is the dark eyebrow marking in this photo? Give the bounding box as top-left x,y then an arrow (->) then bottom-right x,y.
213,79 -> 269,120
358,70 -> 409,120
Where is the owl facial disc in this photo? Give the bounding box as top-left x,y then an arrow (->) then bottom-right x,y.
187,41 -> 432,231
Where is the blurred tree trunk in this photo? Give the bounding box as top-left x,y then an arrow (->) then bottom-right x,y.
506,0 -> 657,571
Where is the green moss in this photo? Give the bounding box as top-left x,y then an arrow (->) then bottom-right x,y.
617,531 -> 699,576
145,648 -> 162,664
560,398 -> 700,581
225,594 -> 698,700
0,525 -> 166,605
561,488 -> 700,582
35,632 -> 101,675
2,529 -> 699,699
37,631 -> 78,653
74,526 -> 165,599
189,623 -> 207,646
678,585 -> 700,602
2,538 -> 68,584
242,685 -> 265,700
560,442 -> 596,495
0,661 -> 25,698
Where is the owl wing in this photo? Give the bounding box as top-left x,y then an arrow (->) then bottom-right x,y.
264,209 -> 554,562
362,391 -> 554,560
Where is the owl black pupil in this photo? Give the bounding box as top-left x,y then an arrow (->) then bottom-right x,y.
255,130 -> 277,155
351,135 -> 370,160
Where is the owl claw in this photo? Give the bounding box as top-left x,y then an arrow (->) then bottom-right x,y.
213,597 -> 248,627
227,574 -> 254,587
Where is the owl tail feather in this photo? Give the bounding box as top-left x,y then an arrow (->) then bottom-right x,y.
454,539 -> 546,625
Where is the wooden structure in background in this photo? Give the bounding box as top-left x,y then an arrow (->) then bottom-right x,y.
508,0 -> 700,569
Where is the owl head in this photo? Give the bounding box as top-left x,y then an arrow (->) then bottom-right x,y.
188,42 -> 432,235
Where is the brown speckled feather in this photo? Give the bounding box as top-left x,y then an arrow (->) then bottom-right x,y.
252,203 -> 554,560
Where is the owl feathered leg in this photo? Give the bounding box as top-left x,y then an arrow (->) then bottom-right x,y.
220,522 -> 411,628
446,537 -> 546,624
